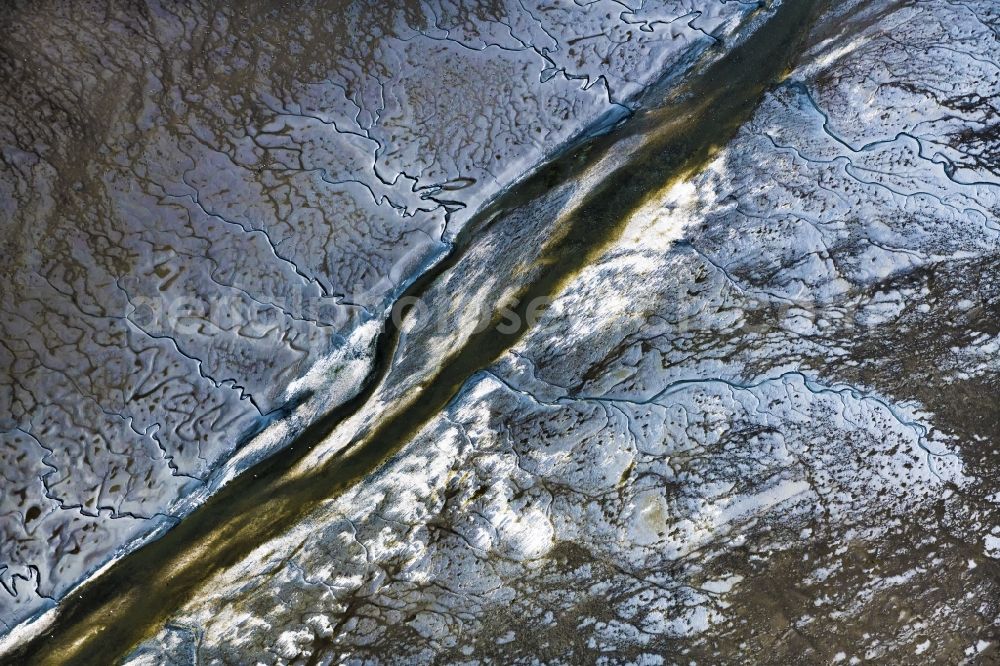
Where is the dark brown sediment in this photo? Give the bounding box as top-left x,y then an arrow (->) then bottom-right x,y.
1,0 -> 823,662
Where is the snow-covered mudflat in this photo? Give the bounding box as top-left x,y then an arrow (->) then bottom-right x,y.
6,0 -> 1000,663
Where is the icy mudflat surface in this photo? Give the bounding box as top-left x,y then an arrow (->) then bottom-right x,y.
0,0 -> 750,632
125,0 -> 1000,663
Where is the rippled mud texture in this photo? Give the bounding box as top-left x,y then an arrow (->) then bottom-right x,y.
108,0 -> 1000,663
0,0 -> 752,638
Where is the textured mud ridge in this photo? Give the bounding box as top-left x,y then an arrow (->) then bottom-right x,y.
0,0 -> 755,639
